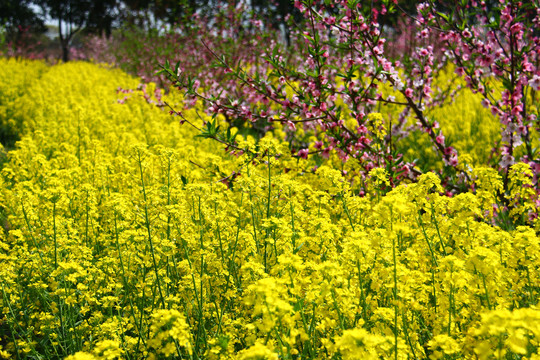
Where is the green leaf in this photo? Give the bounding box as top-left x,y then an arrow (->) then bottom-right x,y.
436,11 -> 449,22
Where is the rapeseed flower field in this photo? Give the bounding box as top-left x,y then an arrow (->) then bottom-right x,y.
0,59 -> 539,359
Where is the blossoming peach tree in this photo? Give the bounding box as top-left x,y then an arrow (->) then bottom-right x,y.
158,0 -> 539,226
421,0 -> 540,224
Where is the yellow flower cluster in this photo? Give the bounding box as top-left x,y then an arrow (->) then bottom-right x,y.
366,113 -> 387,140
0,58 -> 49,150
0,59 -> 538,360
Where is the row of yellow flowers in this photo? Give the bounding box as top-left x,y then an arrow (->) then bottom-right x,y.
0,59 -> 538,359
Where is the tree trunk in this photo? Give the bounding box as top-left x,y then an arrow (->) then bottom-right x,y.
58,17 -> 69,62
62,45 -> 69,62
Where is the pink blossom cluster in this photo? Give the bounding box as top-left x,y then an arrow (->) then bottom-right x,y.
163,0 -> 466,189
146,0 -> 540,225
420,1 -> 539,177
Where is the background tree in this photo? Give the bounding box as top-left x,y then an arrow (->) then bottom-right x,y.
120,0 -> 208,30
0,0 -> 46,45
35,0 -> 118,61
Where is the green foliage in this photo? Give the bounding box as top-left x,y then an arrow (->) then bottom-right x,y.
0,0 -> 46,38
